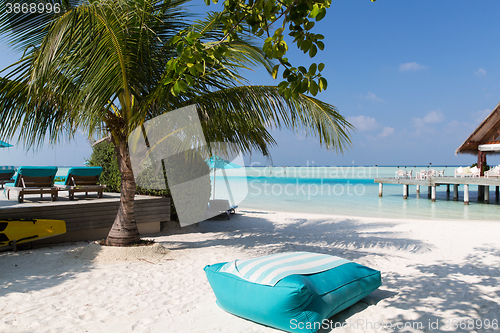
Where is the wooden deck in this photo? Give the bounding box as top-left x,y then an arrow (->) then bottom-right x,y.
0,192 -> 170,245
374,176 -> 500,204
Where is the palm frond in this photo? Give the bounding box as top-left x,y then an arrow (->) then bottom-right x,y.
0,0 -> 82,52
0,0 -> 352,157
186,85 -> 353,156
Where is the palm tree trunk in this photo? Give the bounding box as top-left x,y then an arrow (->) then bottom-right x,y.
106,136 -> 141,246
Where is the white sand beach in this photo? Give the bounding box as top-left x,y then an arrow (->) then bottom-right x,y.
1,210 -> 500,333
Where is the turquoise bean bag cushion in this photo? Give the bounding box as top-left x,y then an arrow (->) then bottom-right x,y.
204,252 -> 381,333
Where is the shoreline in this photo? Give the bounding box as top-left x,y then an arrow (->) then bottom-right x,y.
1,209 -> 500,332
237,207 -> 500,224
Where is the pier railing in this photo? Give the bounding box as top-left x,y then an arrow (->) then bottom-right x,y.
374,176 -> 500,205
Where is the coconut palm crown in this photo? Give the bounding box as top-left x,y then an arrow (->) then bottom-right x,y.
0,0 -> 352,246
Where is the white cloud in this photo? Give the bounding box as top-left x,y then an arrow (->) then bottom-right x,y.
347,115 -> 380,132
411,110 -> 445,133
399,62 -> 428,72
442,120 -> 474,136
357,92 -> 384,102
423,110 -> 445,124
378,127 -> 395,138
474,68 -> 487,77
411,118 -> 425,129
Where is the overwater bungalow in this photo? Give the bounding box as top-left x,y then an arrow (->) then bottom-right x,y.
456,102 -> 500,175
375,102 -> 500,204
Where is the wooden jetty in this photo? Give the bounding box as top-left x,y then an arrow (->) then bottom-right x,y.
374,176 -> 500,205
0,192 -> 170,245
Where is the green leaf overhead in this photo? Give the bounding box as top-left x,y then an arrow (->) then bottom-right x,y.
0,0 -> 353,245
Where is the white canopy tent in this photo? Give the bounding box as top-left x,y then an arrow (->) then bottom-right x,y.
478,143 -> 500,152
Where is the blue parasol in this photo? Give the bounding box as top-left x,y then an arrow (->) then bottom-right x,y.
206,155 -> 242,170
205,155 -> 241,200
0,140 -> 12,148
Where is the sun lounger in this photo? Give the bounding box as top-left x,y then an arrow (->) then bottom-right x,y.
55,166 -> 105,200
207,199 -> 234,219
455,166 -> 480,178
485,165 -> 500,178
228,205 -> 237,214
417,169 -> 428,180
427,169 -> 437,178
0,166 -> 16,189
5,166 -> 58,203
470,166 -> 480,177
395,170 -> 412,179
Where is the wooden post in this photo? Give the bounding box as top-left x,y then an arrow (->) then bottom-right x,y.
446,184 -> 450,193
403,184 -> 408,199
464,184 -> 469,205
428,186 -> 432,199
431,186 -> 436,202
478,150 -> 485,177
379,183 -> 383,197
416,185 -> 420,193
484,186 -> 489,204
478,185 -> 484,202
453,184 -> 458,201
496,186 -> 499,200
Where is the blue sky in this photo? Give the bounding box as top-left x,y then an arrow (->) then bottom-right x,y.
2,0 -> 500,167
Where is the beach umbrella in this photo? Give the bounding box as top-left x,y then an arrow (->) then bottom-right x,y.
0,140 -> 12,148
205,155 -> 241,200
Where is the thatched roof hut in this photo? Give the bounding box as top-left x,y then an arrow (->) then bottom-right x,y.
456,102 -> 500,155
456,102 -> 500,175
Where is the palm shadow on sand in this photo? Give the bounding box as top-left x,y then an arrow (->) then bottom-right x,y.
163,212 -> 500,332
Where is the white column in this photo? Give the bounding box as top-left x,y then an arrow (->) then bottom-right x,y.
403,185 -> 408,199
484,186 -> 489,204
379,183 -> 383,197
431,186 -> 436,202
416,185 -> 420,193
464,184 -> 469,205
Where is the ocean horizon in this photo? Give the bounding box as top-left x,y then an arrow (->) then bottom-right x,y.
213,166 -> 500,222
9,164 -> 499,222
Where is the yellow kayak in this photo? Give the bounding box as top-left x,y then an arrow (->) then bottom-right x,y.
0,219 -> 66,248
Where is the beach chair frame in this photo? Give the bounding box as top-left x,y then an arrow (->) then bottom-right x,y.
0,170 -> 15,189
57,174 -> 106,200
7,175 -> 58,203
207,199 -> 232,220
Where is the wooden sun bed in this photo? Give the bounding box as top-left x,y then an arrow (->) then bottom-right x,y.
7,175 -> 58,203
207,199 -> 238,220
0,170 -> 15,189
55,167 -> 106,200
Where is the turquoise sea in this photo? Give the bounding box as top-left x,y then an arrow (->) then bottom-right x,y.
212,166 -> 500,222
51,165 -> 500,221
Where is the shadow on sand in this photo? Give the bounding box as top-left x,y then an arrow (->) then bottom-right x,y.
163,211 -> 430,260
0,242 -> 102,297
163,211 -> 500,332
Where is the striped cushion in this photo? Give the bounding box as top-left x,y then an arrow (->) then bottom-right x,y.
220,252 -> 351,286
205,252 -> 382,333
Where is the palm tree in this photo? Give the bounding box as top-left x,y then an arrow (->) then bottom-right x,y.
0,0 -> 352,246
